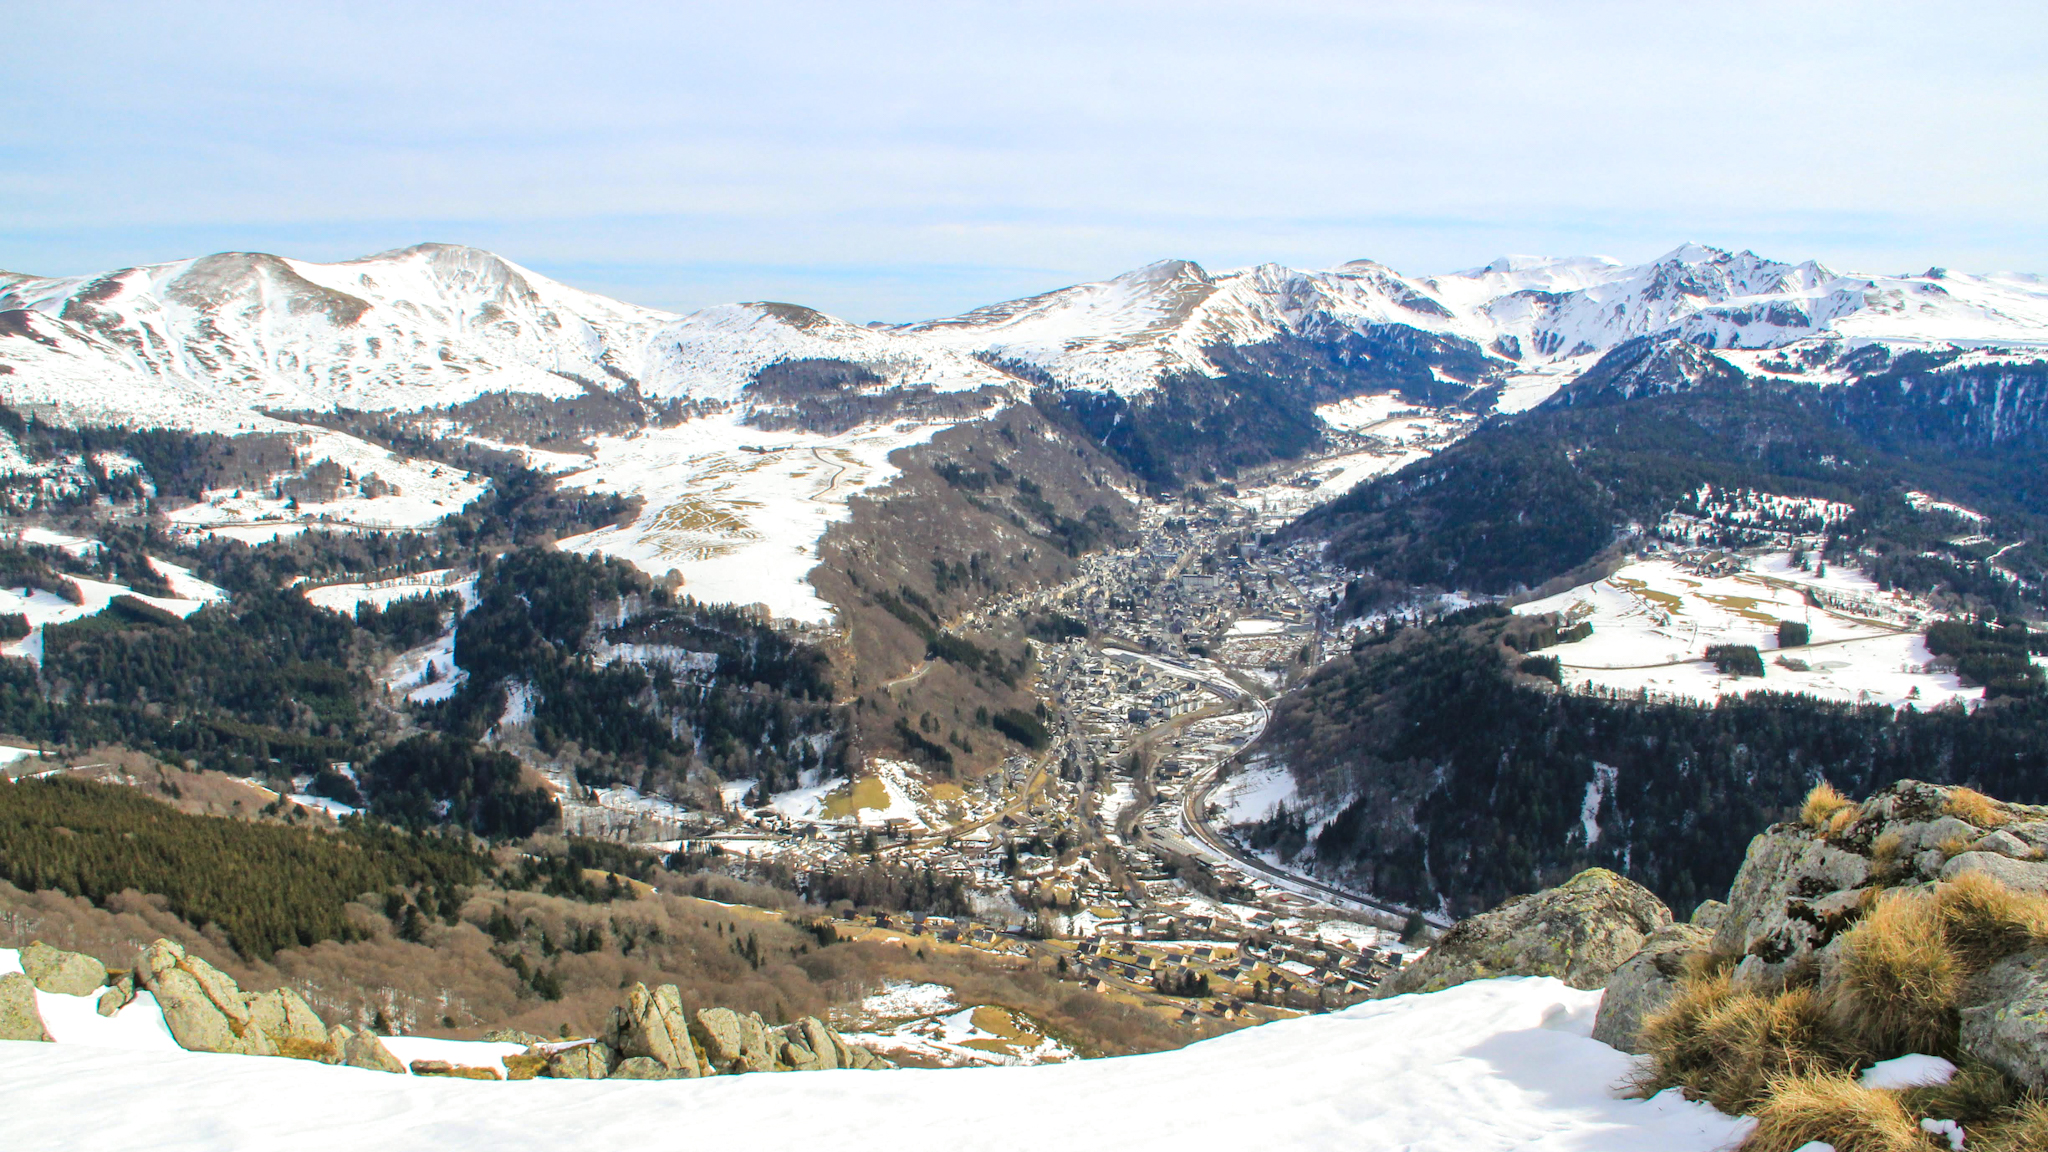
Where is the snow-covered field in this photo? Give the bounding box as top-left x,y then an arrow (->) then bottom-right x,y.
1214,761 -> 1297,824
1515,552 -> 1983,707
555,410 -> 980,622
0,971 -> 1750,1151
302,570 -> 476,616
0,560 -> 226,664
164,430 -> 487,533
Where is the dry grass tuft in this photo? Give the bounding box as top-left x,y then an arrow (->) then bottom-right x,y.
1946,787 -> 2010,830
1936,834 -> 1971,860
275,1036 -> 339,1063
1973,1098 -> 2048,1152
1638,976 -> 1851,1115
1895,1056 -> 2021,1130
1936,871 -> 2048,973
1828,889 -> 1963,1057
1804,780 -> 1859,834
1739,1071 -> 1937,1152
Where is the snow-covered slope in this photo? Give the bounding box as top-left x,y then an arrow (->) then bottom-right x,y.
0,968 -> 1749,1152
906,245 -> 2048,405
0,244 -> 676,432
7,242 -> 2045,432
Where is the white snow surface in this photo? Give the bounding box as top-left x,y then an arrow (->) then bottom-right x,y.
1515,553 -> 1979,708
1860,1053 -> 1957,1090
555,410 -> 973,622
0,975 -> 1750,1151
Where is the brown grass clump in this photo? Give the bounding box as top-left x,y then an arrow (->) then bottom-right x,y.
1946,786 -> 2011,830
1638,975 -> 1851,1114
275,1036 -> 340,1063
1973,1098 -> 2048,1152
1895,1057 -> 2021,1130
1804,780 -> 1859,834
1936,871 -> 2048,973
1828,889 -> 1964,1057
1739,1072 -> 1936,1152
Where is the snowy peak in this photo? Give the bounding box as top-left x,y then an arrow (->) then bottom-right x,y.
4,242 -> 2047,435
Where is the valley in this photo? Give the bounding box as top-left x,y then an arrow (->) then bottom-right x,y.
4,236 -> 2048,1097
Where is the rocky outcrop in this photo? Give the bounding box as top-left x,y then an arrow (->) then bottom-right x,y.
409,1060 -> 501,1080
134,938 -> 330,1059
0,971 -> 51,1042
541,1039 -> 615,1079
1941,851 -> 2048,894
689,1006 -> 778,1073
603,983 -> 705,1078
1590,922 -> 1713,1053
96,974 -> 135,1017
1960,948 -> 2048,1091
1375,868 -> 1671,998
328,1025 -> 407,1074
19,942 -> 109,997
1711,825 -> 1872,991
610,1056 -> 678,1080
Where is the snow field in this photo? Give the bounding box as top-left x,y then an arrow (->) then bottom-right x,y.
0,561 -> 227,665
555,410 -> 973,623
0,975 -> 1752,1151
1515,554 -> 1984,708
164,429 -> 487,532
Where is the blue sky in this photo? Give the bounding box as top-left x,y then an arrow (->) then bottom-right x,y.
4,1 -> 2043,321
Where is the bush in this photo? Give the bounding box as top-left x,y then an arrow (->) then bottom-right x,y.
1739,1071 -> 1933,1152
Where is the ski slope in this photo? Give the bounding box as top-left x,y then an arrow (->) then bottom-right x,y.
0,970 -> 1750,1152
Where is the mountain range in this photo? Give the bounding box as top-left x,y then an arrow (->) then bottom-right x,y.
6,241 -> 2045,438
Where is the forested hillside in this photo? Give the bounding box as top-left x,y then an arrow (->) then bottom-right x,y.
1290,363 -> 2048,612
1252,608 -> 2048,918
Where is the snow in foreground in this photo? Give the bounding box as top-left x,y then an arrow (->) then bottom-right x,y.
0,976 -> 1747,1152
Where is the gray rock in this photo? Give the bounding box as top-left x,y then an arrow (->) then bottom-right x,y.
691,1007 -> 746,1071
19,942 -> 109,997
482,1028 -> 549,1045
132,937 -> 330,1059
610,1056 -> 679,1080
332,1025 -> 407,1074
1942,852 -> 2048,894
1960,947 -> 2048,1091
1883,816 -> 1984,858
1591,923 -> 1712,1053
2005,822 -> 2048,853
780,1037 -> 822,1071
1375,868 -> 1672,997
1688,901 -> 1729,933
0,971 -> 51,1042
735,1012 -> 777,1073
606,983 -> 703,1077
798,1017 -> 841,1070
96,974 -> 135,1017
1970,830 -> 2035,858
543,1040 -> 614,1080
1712,826 -> 1871,991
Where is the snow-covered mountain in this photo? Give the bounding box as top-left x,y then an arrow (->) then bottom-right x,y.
903,244 -> 2048,406
7,242 -> 2046,435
